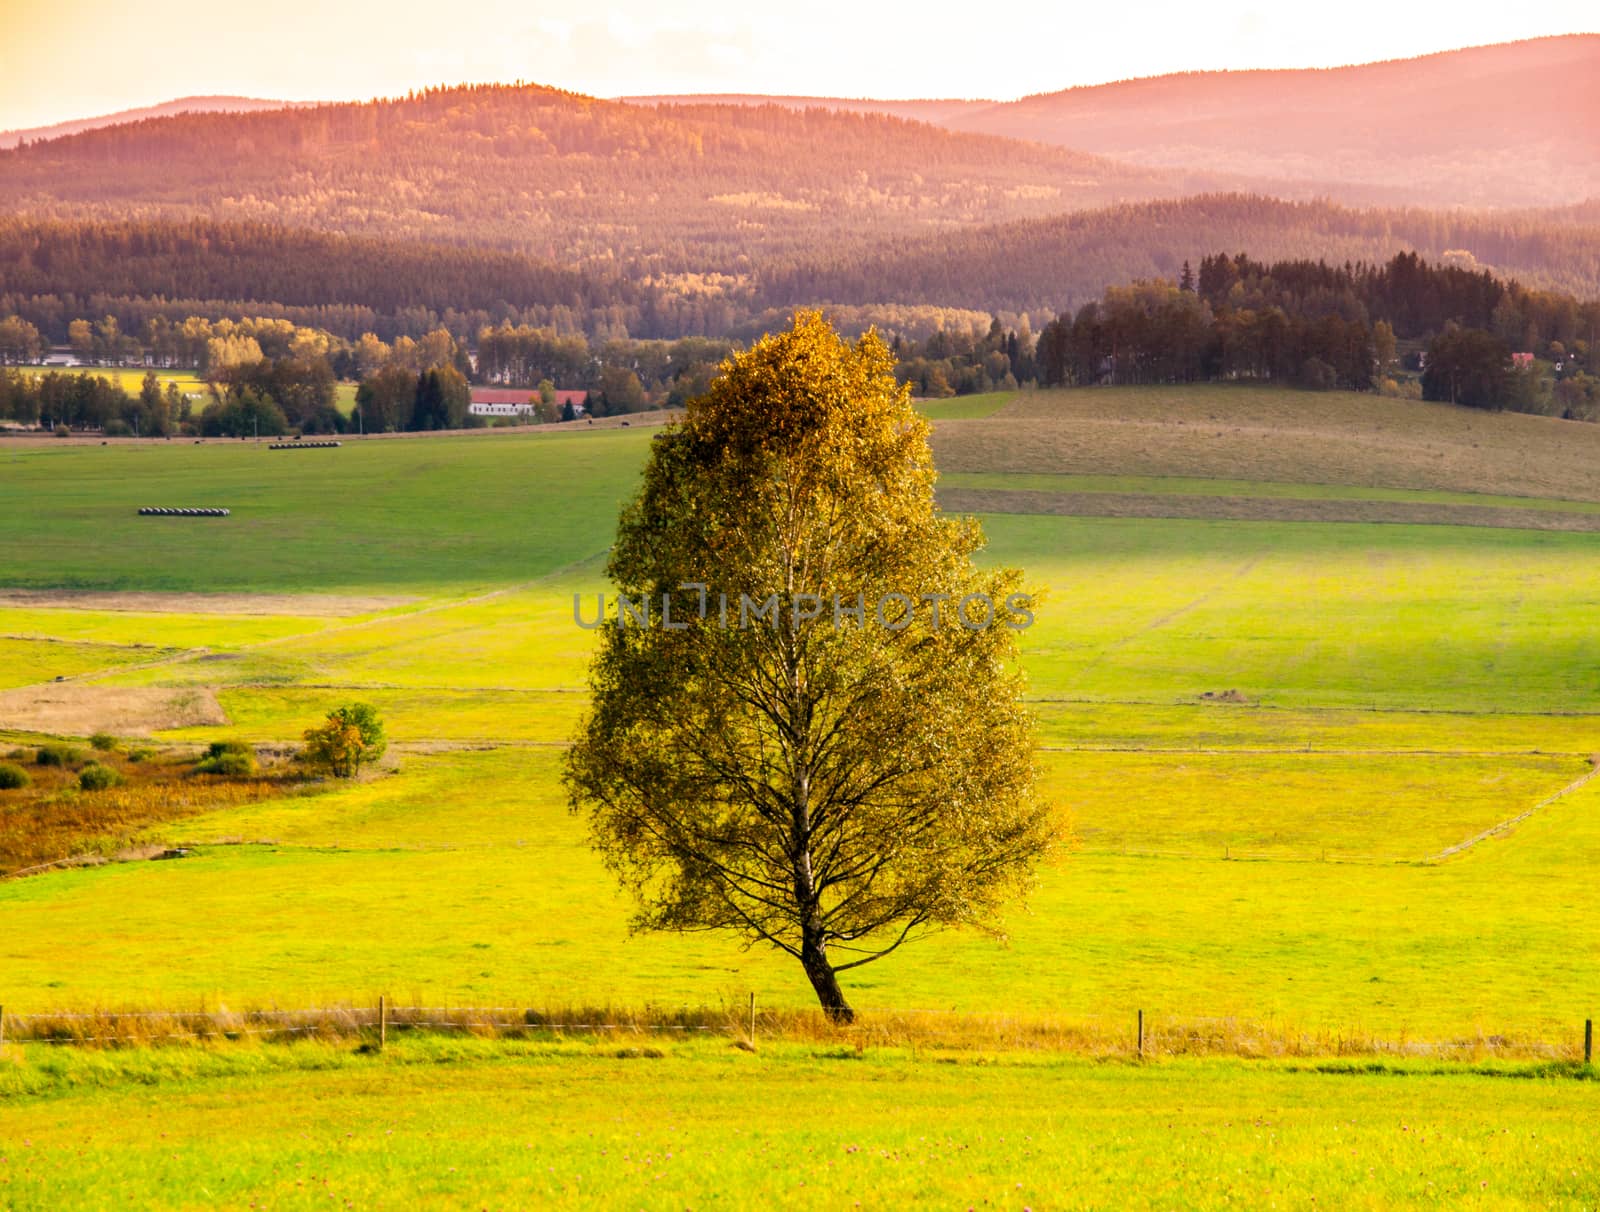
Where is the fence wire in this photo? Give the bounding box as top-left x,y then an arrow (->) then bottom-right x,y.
0,1003 -> 1587,1061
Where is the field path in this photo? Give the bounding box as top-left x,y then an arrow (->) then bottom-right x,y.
1425,758 -> 1600,863
1082,556 -> 1262,669
63,553 -> 610,689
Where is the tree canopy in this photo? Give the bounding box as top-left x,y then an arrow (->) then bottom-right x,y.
565,311 -> 1060,1019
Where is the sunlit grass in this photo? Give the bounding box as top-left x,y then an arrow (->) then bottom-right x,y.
915,390 -> 1016,420
2,749 -> 1597,1040
0,430 -> 649,591
0,1041 -> 1594,1210
0,635 -> 174,689
2,418 -> 1599,1045
942,470 -> 1600,513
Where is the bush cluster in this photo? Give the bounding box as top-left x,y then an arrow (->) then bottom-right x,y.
36,743 -> 83,767
77,762 -> 122,791
0,761 -> 31,790
195,739 -> 258,777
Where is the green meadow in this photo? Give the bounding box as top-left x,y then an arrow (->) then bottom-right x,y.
1,385 -> 1597,1202
2,1041 -> 1596,1211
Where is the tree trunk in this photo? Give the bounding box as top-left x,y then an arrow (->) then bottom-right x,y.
800,931 -> 854,1023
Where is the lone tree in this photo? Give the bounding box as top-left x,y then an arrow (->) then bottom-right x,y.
302,702 -> 387,778
565,312 -> 1059,1021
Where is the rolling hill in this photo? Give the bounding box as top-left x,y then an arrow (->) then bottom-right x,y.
0,84 -> 1189,267
0,96 -> 310,150
633,37 -> 1600,210
757,194 -> 1600,316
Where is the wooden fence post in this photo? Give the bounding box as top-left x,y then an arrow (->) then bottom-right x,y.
1137,1009 -> 1144,1057
0,1004 -> 6,1048
379,995 -> 387,1052
1586,1018 -> 1592,1065
748,992 -> 756,1046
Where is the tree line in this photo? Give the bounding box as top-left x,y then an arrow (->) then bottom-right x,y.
5,196 -> 1600,350
1020,252 -> 1599,418
762,195 -> 1600,316
4,248 -> 1597,434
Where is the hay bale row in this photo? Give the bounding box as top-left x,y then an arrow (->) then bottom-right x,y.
138,507 -> 231,517
269,440 -> 342,449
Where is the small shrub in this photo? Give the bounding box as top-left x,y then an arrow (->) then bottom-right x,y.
78,762 -> 122,791
195,739 -> 258,777
302,703 -> 387,778
103,419 -> 133,437
53,423 -> 71,438
127,747 -> 156,763
36,743 -> 83,768
4,747 -> 26,761
0,761 -> 30,790
89,731 -> 119,752
211,752 -> 257,777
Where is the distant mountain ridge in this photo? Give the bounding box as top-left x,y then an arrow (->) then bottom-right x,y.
619,95 -> 992,125
626,36 -> 1600,209
0,96 -> 312,150
0,84 -> 1195,266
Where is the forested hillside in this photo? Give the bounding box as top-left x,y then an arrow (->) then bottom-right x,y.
4,198 -> 1599,346
0,97 -> 309,150
762,196 -> 1600,315
0,84 -> 1185,266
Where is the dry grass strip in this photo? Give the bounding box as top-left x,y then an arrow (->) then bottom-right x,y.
0,684 -> 227,735
0,1002 -> 1583,1062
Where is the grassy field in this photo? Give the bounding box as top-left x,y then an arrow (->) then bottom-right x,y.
915,389 -> 1018,420
1,1041 -> 1595,1210
10,365 -> 210,397
0,431 -> 643,590
940,470 -> 1600,513
2,383 -> 1597,1202
933,383 -> 1600,502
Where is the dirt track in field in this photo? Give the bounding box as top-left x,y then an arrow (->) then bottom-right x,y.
936,487 -> 1600,531
0,590 -> 417,617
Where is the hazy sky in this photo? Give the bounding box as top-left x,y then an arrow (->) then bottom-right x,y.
1,1 -> 1594,130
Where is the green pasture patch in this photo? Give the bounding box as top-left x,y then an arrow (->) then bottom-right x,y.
0,605 -> 335,650
915,390 -> 1016,419
3,754 -> 1598,1035
942,470 -> 1600,513
0,1046 -> 1595,1210
0,430 -> 651,592
158,686 -> 581,745
0,635 -> 174,689
1030,700 -> 1600,754
1039,749 -> 1583,860
986,516 -> 1600,712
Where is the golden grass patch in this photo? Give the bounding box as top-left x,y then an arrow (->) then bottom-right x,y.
0,748 -> 305,875
0,684 -> 228,735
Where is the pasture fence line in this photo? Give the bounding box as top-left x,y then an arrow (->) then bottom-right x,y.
0,999 -> 1593,1064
